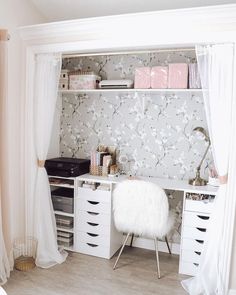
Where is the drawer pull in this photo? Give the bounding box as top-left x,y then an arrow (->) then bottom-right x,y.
193,263 -> 199,267
87,222 -> 99,226
196,227 -> 206,232
87,233 -> 99,237
87,243 -> 98,247
87,201 -> 99,205
87,211 -> 99,216
194,251 -> 201,256
197,215 -> 210,220
195,239 -> 204,244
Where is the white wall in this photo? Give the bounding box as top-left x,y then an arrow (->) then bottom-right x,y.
0,0 -> 46,242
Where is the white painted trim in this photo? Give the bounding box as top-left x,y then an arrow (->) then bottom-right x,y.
18,4 -> 236,41
228,289 -> 236,295
19,4 -> 236,295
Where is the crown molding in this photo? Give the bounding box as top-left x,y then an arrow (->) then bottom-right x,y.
18,4 -> 236,42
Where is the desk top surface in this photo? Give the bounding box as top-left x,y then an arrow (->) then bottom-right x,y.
78,174 -> 218,195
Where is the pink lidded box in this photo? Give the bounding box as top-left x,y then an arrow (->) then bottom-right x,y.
134,67 -> 151,89
151,66 -> 168,89
168,63 -> 188,89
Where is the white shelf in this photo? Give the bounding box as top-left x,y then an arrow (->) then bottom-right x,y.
50,183 -> 74,189
57,227 -> 74,233
59,88 -> 203,94
54,210 -> 74,217
64,246 -> 74,251
48,175 -> 76,180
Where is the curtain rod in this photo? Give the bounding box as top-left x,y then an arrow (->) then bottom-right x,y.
62,47 -> 195,58
0,29 -> 10,41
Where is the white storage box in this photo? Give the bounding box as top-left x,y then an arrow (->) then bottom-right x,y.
60,70 -> 69,79
59,78 -> 68,90
55,215 -> 73,229
189,63 -> 201,89
69,72 -> 101,90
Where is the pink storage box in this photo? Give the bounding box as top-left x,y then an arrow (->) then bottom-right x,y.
134,67 -> 151,89
151,66 -> 168,89
168,63 -> 188,89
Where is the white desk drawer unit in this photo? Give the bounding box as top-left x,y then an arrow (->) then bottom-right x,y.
77,231 -> 111,246
179,192 -> 216,276
76,241 -> 111,258
179,261 -> 200,277
76,219 -> 111,236
77,198 -> 111,214
185,199 -> 214,214
78,210 -> 111,226
181,238 -> 205,252
183,211 -> 210,228
77,187 -> 111,203
74,185 -> 122,259
181,249 -> 202,264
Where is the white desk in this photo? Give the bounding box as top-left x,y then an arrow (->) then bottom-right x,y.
77,173 -> 218,194
75,174 -> 218,276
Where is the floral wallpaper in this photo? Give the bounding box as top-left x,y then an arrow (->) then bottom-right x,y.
60,52 -> 213,245
61,52 -> 213,180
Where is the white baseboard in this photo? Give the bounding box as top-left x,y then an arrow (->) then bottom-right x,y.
125,236 -> 180,255
228,289 -> 236,295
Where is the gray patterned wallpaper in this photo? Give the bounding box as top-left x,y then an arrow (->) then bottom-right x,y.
60,52 -> 213,181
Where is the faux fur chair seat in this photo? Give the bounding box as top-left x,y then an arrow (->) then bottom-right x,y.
113,179 -> 174,239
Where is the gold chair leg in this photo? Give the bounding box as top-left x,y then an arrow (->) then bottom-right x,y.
165,236 -> 172,254
154,238 -> 161,279
113,233 -> 130,270
130,234 -> 134,247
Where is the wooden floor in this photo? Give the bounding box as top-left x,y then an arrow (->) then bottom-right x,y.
4,247 -> 187,295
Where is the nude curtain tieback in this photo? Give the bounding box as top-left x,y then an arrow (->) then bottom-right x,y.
37,160 -> 45,168
0,30 -> 9,42
219,174 -> 228,185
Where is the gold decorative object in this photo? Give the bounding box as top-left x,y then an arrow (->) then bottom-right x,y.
189,127 -> 211,186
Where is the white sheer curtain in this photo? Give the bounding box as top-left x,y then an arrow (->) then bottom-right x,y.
0,31 -> 11,284
182,44 -> 235,294
33,53 -> 67,267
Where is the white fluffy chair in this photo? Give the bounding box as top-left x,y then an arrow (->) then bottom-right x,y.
0,287 -> 7,295
113,179 -> 175,278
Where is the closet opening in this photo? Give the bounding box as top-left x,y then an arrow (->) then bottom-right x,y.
47,47 -> 214,269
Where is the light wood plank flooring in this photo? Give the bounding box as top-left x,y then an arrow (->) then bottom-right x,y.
4,247 -> 187,295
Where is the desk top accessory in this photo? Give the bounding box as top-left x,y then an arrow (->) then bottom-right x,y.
189,127 -> 211,186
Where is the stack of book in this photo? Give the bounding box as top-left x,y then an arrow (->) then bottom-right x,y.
90,146 -> 116,176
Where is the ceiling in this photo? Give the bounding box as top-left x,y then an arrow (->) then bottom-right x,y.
30,0 -> 236,22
